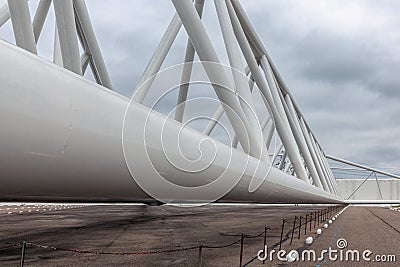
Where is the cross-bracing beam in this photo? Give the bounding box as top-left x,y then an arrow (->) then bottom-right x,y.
0,0 -> 343,202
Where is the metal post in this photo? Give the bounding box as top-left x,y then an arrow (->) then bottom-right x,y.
53,0 -> 82,74
304,214 -> 307,235
309,213 -> 312,231
239,233 -> 244,267
263,226 -> 269,264
20,241 -> 26,267
198,242 -> 203,267
7,0 -> 37,54
314,212 -> 317,228
298,216 -> 302,239
290,217 -> 296,245
279,219 -> 286,251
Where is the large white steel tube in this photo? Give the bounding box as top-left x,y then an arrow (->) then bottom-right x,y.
174,0 -> 205,123
132,14 -> 182,103
53,0 -> 82,75
32,0 -> 52,43
0,40 -> 342,204
73,0 -> 113,90
171,0 -> 265,160
7,0 -> 37,54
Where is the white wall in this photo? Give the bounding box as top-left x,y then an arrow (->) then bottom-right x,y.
337,179 -> 400,200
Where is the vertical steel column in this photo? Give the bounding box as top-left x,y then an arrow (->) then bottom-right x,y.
171,0 -> 267,160
32,0 -> 52,42
0,3 -> 10,27
7,0 -> 37,54
73,0 -> 113,89
174,0 -> 205,122
132,14 -> 182,102
53,0 -> 82,74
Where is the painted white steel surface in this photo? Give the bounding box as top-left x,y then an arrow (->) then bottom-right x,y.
0,41 -> 341,203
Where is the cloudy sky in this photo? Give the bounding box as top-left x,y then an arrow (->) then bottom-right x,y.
1,0 -> 399,177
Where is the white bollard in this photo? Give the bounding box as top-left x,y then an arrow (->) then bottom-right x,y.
286,250 -> 299,262
324,224 -> 328,229
328,220 -> 333,224
316,228 -> 322,235
305,237 -> 313,245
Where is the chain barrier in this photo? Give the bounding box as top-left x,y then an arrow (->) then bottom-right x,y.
0,205 -> 346,267
0,243 -> 21,250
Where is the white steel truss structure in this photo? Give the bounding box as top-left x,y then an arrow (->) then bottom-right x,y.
0,0 -> 343,203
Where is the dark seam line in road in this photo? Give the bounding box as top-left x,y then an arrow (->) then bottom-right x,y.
365,207 -> 400,235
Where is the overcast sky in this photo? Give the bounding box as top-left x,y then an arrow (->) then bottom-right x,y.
1,0 -> 399,176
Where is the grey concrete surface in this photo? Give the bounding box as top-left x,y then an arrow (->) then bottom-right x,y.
0,203 -> 337,266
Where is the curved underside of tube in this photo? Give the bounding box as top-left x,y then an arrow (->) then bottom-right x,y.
0,41 -> 342,204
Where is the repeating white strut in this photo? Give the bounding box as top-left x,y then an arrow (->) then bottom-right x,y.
0,0 -> 343,203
